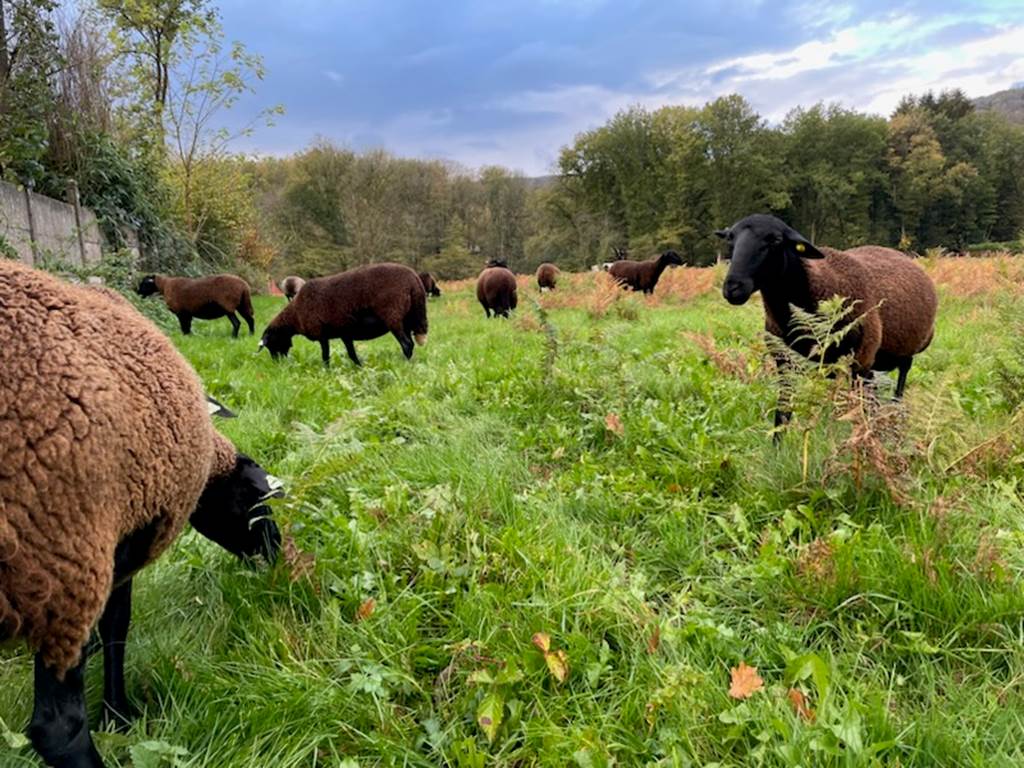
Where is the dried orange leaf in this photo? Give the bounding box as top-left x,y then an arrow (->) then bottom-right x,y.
531,632 -> 551,653
356,597 -> 376,622
604,413 -> 624,435
544,649 -> 570,683
646,626 -> 661,655
282,536 -> 315,583
787,688 -> 815,721
728,662 -> 764,700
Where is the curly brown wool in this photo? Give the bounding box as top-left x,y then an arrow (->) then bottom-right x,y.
476,265 -> 518,318
0,260 -> 237,676
536,263 -> 560,290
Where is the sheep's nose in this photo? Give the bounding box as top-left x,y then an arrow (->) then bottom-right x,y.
722,280 -> 751,305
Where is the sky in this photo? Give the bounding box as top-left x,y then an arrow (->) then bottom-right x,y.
218,0 -> 1024,176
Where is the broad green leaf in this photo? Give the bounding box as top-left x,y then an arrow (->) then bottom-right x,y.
477,691 -> 505,743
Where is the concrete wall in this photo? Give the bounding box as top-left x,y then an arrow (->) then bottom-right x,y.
0,180 -> 105,266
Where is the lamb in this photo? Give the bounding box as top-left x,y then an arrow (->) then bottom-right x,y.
137,273 -> 255,337
0,260 -> 281,768
716,213 -> 938,430
477,263 -> 518,318
260,262 -> 428,367
536,263 -> 560,291
419,271 -> 441,297
280,275 -> 306,302
607,250 -> 684,294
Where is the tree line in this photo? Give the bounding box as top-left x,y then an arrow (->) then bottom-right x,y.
4,1 -> 1024,281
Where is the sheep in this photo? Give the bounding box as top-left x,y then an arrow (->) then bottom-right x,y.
536,263 -> 560,291
607,250 -> 684,294
716,213 -> 938,431
280,275 -> 306,302
0,259 -> 281,768
419,271 -> 441,297
259,262 -> 428,367
477,264 -> 518,318
137,273 -> 255,337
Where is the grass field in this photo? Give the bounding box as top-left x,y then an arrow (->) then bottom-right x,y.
3,260 -> 1024,767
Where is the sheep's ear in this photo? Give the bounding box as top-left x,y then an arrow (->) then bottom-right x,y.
784,227 -> 824,259
714,228 -> 729,240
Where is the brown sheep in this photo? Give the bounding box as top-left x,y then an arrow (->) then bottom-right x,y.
536,263 -> 560,291
419,271 -> 441,297
280,275 -> 306,302
477,265 -> 518,318
607,250 -> 684,294
1,260 -> 281,768
717,213 -> 938,431
137,273 -> 255,337
260,262 -> 428,367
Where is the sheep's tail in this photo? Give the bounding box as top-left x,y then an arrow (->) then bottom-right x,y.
239,289 -> 254,318
409,283 -> 429,345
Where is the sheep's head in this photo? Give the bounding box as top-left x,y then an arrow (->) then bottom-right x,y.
660,250 -> 684,268
259,325 -> 293,359
485,258 -> 509,269
716,214 -> 823,305
190,453 -> 282,563
136,275 -> 159,297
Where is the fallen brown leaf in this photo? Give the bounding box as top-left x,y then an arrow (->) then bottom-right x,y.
646,626 -> 661,655
532,632 -> 551,653
604,413 -> 624,436
356,597 -> 376,622
282,536 -> 316,583
787,688 -> 815,721
728,662 -> 764,700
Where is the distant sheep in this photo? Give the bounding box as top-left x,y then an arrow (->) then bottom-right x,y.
260,262 -> 428,366
280,275 -> 306,302
1,260 -> 280,768
137,273 -> 255,337
419,272 -> 441,297
607,250 -> 684,294
717,213 -> 938,430
536,263 -> 560,291
477,264 -> 518,318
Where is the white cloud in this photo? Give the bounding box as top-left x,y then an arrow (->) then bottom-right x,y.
323,70 -> 344,85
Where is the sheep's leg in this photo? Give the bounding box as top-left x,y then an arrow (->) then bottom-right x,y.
392,330 -> 415,360
772,353 -> 792,444
99,579 -> 137,731
242,311 -> 255,335
342,338 -> 361,367
177,313 -> 192,335
895,357 -> 912,399
29,653 -> 104,768
320,339 -> 332,367
227,312 -> 241,338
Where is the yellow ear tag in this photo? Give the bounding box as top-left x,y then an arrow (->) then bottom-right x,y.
795,243 -> 806,253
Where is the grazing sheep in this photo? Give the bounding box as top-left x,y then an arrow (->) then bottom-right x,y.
260,262 -> 428,367
280,275 -> 306,302
137,273 -> 255,337
536,263 -> 560,291
1,260 -> 281,768
607,250 -> 683,294
419,272 -> 441,297
716,213 -> 938,430
477,264 -> 518,318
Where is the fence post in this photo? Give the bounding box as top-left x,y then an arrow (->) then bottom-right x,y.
66,179 -> 88,265
23,183 -> 37,266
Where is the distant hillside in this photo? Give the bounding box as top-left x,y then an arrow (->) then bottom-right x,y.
973,85 -> 1024,124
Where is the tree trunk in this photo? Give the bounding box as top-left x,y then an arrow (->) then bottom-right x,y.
0,0 -> 10,90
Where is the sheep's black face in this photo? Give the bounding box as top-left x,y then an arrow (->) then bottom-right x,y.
662,250 -> 684,268
259,326 -> 293,359
717,214 -> 822,305
191,453 -> 282,563
137,275 -> 159,297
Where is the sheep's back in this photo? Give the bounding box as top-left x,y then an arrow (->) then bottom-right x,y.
477,268 -> 517,304
294,263 -> 421,335
164,274 -> 249,313
0,261 -> 215,672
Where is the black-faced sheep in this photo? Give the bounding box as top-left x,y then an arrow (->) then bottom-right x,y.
260,262 -> 428,367
280,275 -> 306,302
137,273 -> 255,337
477,264 -> 518,318
419,272 -> 441,297
0,260 -> 281,768
716,213 -> 938,430
536,263 -> 560,291
607,250 -> 683,294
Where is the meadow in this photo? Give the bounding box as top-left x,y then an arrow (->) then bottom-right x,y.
3,259 -> 1024,767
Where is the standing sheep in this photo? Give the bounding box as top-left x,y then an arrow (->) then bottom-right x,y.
1,260 -> 281,768
137,273 -> 255,337
260,262 -> 428,367
536,263 -> 560,291
716,213 -> 938,430
477,264 -> 518,318
419,272 -> 442,297
280,275 -> 306,302
607,250 -> 684,294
